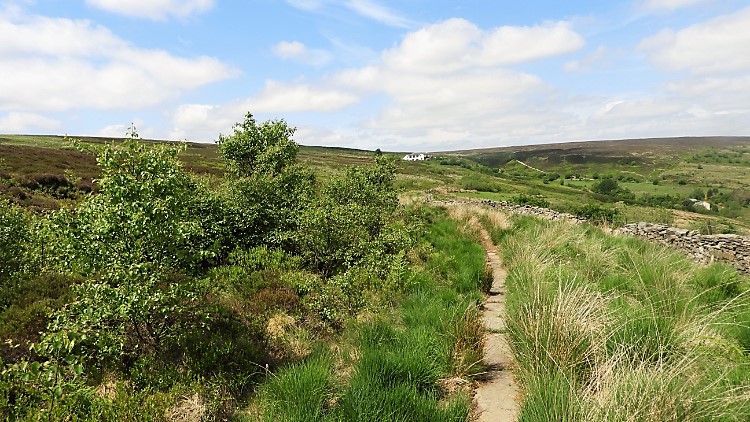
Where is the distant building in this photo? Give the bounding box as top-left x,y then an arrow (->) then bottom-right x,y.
403,153 -> 428,161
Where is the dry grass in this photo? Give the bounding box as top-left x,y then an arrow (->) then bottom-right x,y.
265,312 -> 313,361
164,393 -> 206,422
501,216 -> 750,420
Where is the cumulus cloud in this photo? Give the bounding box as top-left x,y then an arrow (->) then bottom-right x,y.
325,18 -> 584,149
638,7 -> 750,74
0,111 -> 61,133
379,19 -> 583,74
168,81 -> 359,141
86,0 -> 215,20
244,81 -> 359,113
168,103 -> 243,141
166,18 -> 587,149
0,11 -> 235,112
273,41 -> 332,66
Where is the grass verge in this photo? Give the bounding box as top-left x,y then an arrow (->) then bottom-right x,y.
243,206 -> 487,421
487,215 -> 750,421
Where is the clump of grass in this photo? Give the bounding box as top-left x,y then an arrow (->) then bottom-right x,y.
253,353 -> 335,422
444,303 -> 485,378
501,215 -> 750,421
507,282 -> 609,386
519,371 -> 583,422
583,356 -> 750,421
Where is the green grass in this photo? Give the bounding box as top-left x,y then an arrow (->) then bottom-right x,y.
490,215 -> 750,421
4,133 -> 750,232
243,207 -> 486,421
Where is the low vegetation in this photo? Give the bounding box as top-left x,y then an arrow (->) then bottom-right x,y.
0,116 -> 489,420
3,124 -> 750,420
485,214 -> 750,421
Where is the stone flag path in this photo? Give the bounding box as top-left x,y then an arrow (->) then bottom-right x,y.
473,226 -> 519,422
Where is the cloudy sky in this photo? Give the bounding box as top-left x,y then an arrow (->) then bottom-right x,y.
1,0 -> 749,151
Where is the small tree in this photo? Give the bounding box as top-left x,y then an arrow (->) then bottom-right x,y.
295,156 -> 399,276
217,113 -> 313,248
217,112 -> 298,177
592,177 -> 620,196
42,132 -> 214,364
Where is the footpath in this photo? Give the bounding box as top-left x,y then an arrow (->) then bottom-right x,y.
473,224 -> 519,421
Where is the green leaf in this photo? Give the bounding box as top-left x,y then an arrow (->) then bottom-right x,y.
29,361 -> 41,375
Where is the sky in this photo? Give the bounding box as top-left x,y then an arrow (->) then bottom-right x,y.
1,0 -> 750,151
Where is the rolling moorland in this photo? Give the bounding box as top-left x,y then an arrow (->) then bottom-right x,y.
1,123 -> 749,421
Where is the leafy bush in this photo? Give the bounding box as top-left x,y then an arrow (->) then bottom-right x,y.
510,194 -> 550,208
571,203 -> 622,225
458,175 -> 501,192
294,156 -> 399,276
591,177 -> 635,201
217,112 -> 298,178
0,199 -> 33,288
217,113 -> 314,249
49,139 -> 210,275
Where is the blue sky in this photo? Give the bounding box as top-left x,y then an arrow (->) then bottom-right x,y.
1,0 -> 749,151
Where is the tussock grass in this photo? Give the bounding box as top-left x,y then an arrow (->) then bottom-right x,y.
244,208 -> 484,421
497,216 -> 750,421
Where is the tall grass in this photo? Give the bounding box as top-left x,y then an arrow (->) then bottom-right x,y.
246,207 -> 486,421
490,216 -> 750,421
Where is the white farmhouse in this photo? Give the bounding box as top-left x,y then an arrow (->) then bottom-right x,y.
403,153 -> 427,161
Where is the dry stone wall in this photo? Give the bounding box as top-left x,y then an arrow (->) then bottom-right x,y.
429,196 -> 750,274
617,223 -> 750,273
429,198 -> 588,223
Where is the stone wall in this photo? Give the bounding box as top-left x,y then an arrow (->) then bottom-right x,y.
428,197 -> 587,224
617,223 -> 750,273
429,196 -> 750,274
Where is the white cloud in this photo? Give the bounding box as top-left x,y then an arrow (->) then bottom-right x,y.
243,81 -> 359,113
168,81 -> 359,141
321,18 -> 585,149
0,111 -> 61,133
0,12 -> 235,111
86,0 -> 215,20
343,0 -> 415,28
95,121 -> 145,138
286,0 -> 415,28
478,21 -> 585,66
380,19 -> 584,74
639,7 -> 750,74
641,0 -> 710,11
273,41 -> 332,66
169,103 -> 238,141
166,18 -> 587,149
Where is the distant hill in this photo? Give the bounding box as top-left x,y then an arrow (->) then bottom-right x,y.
441,136 -> 750,168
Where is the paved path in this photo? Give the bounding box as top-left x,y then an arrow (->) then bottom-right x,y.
474,225 -> 519,422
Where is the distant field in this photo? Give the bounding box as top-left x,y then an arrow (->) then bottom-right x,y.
3,133 -> 750,234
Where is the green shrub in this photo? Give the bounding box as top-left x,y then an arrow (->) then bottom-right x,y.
0,273 -> 80,363
571,203 -> 622,225
0,199 -> 34,288
458,175 -> 501,192
510,194 -> 550,208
